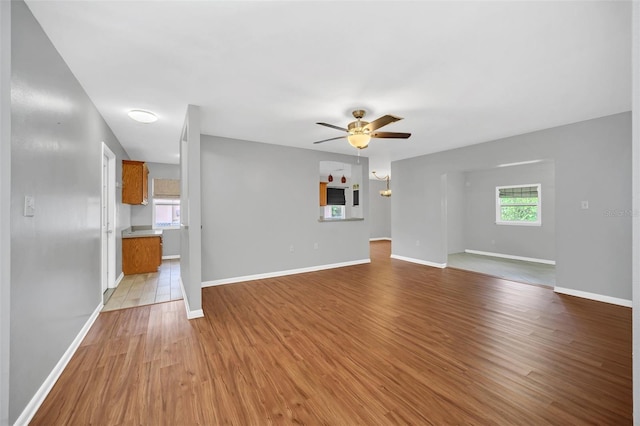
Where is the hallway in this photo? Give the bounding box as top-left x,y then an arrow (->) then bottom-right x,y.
103,259 -> 182,311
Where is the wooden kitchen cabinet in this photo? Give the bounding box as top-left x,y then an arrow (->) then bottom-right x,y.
319,182 -> 327,206
122,236 -> 162,275
122,160 -> 149,205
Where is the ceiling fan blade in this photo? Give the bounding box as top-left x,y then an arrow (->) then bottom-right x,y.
371,132 -> 411,139
363,115 -> 403,132
316,122 -> 348,132
313,136 -> 347,144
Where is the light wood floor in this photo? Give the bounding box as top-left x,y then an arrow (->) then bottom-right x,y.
31,241 -> 631,425
103,259 -> 182,311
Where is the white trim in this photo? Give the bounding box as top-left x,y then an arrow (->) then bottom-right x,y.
495,221 -> 542,227
14,303 -> 103,426
202,259 -> 371,287
112,272 -> 124,289
100,143 -> 117,295
495,183 -> 542,226
390,254 -> 446,269
179,276 -> 204,319
464,249 -> 556,265
369,237 -> 391,241
554,287 -> 632,308
162,255 -> 181,260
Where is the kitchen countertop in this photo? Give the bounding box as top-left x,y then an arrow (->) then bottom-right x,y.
317,218 -> 365,222
122,226 -> 163,238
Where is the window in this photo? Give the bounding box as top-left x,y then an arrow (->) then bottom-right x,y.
153,199 -> 180,229
152,178 -> 180,229
323,205 -> 345,220
496,184 -> 541,226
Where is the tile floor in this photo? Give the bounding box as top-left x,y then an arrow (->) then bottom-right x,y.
103,259 -> 182,311
447,252 -> 556,287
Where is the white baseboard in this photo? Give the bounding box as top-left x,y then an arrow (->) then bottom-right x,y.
370,237 -> 391,241
110,272 -> 124,289
554,287 -> 632,307
464,249 -> 556,265
14,302 -> 103,426
162,255 -> 180,260
202,259 -> 371,287
179,276 -> 204,319
390,254 -> 446,269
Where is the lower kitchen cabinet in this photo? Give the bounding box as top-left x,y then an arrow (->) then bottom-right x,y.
122,236 -> 162,275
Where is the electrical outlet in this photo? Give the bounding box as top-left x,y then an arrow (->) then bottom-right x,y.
313,242 -> 318,250
289,245 -> 294,253
24,195 -> 35,217
581,201 -> 589,210
415,240 -> 420,246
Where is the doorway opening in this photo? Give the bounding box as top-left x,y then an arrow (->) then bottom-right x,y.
101,143 -> 116,303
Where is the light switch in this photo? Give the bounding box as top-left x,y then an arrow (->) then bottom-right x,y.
24,195 -> 35,217
581,201 -> 589,210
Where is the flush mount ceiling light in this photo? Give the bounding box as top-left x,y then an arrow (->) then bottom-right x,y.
127,109 -> 158,124
372,171 -> 392,197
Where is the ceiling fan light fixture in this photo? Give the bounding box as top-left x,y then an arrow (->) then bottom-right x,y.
380,189 -> 392,197
347,133 -> 371,149
128,109 -> 158,124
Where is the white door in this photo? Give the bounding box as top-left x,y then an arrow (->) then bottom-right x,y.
101,143 -> 116,296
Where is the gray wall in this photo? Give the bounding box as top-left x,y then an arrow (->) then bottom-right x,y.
200,136 -> 370,282
462,161 -> 555,260
9,1 -> 130,422
369,179 -> 391,239
0,1 -> 11,424
130,162 -> 180,257
445,172 -> 465,254
393,112 -> 631,300
631,0 -> 639,417
180,105 -> 202,315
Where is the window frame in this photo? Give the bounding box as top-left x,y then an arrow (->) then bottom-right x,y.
495,183 -> 542,227
152,198 -> 181,230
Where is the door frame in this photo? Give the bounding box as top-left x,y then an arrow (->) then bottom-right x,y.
101,142 -> 116,294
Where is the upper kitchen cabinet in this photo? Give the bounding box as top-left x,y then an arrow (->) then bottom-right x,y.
122,160 -> 149,205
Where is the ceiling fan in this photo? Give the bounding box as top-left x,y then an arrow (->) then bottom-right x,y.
313,109 -> 411,149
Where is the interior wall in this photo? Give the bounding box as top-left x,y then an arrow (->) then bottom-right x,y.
445,172 -> 465,254
179,105 -> 202,317
130,162 -> 180,257
463,161 -> 555,260
631,0 -> 639,418
0,1 -> 11,424
392,112 -> 631,301
368,179 -> 391,239
10,1 -> 130,421
200,135 -> 370,282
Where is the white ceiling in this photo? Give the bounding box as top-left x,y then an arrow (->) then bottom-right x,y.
25,1 -> 631,178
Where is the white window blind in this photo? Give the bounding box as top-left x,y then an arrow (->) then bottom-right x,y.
153,178 -> 180,199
